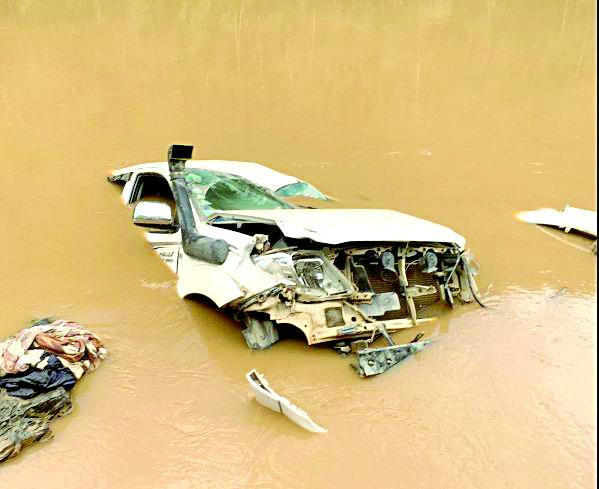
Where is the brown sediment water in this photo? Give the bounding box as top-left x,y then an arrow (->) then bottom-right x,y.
0,1 -> 596,487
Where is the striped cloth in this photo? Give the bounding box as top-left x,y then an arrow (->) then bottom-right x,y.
0,320 -> 107,379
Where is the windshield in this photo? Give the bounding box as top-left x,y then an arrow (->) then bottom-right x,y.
185,169 -> 294,217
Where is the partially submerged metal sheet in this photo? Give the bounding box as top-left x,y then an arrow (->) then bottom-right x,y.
354,339 -> 433,377
517,206 -> 597,238
245,369 -> 327,433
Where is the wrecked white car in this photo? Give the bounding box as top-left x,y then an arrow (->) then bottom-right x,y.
109,145 -> 484,375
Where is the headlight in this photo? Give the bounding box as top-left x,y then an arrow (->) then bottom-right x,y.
254,252 -> 352,297
253,252 -> 297,285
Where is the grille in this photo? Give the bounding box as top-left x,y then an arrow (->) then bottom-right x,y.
407,267 -> 442,307
363,264 -> 441,320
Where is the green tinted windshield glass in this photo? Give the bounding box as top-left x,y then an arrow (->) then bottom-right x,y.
185,169 -> 294,217
275,182 -> 329,200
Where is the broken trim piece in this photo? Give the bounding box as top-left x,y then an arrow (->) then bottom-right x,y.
353,339 -> 432,377
517,206 -> 598,238
462,258 -> 486,308
245,369 -> 327,433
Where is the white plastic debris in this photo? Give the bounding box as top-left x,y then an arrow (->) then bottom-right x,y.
245,369 -> 327,433
517,206 -> 597,238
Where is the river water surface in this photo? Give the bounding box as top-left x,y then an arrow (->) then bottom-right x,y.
0,1 -> 596,488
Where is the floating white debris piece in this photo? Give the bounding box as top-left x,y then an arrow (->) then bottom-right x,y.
245,369 -> 327,433
517,206 -> 597,238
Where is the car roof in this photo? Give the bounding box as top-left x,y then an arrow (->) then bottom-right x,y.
112,160 -> 300,191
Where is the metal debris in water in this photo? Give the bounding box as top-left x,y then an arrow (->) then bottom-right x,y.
246,369 -> 327,433
352,332 -> 433,377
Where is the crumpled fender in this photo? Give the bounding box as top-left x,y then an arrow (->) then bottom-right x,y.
177,265 -> 245,307
176,247 -> 283,308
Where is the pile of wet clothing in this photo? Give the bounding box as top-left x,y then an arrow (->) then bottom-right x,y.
0,318 -> 107,463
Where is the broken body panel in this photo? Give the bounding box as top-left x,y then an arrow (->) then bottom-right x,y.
110,149 -> 483,353
517,206 -> 597,255
517,206 -> 597,238
246,369 -> 327,433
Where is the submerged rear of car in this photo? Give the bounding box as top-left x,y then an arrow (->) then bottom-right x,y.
110,145 -> 484,375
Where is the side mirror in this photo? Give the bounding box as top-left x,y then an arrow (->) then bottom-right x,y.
133,201 -> 175,228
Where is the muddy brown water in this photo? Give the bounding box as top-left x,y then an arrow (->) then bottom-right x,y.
0,1 -> 596,488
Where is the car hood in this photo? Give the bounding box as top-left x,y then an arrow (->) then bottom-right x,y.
211,208 -> 466,248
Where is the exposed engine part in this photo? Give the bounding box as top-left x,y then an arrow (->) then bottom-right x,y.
421,249 -> 439,273
358,292 -> 401,317
380,251 -> 398,282
398,255 -> 418,325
